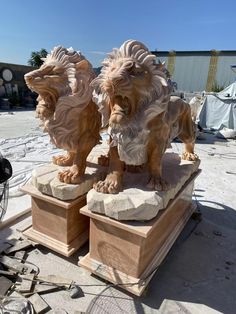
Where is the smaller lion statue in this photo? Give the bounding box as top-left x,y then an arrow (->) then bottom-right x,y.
25,46 -> 101,184
91,39 -> 198,194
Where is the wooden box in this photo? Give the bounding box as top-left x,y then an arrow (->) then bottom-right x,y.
79,170 -> 200,296
21,185 -> 89,257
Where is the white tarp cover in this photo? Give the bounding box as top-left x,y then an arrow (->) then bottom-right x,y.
199,82 -> 236,130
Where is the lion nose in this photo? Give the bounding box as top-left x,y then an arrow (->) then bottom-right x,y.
24,73 -> 33,82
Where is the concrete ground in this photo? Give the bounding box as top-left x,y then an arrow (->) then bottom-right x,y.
1,110 -> 236,313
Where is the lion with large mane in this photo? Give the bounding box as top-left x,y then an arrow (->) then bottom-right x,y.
25,46 -> 101,184
92,39 -> 198,194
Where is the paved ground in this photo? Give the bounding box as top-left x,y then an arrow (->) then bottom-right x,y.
0,110 -> 40,138
1,110 -> 236,313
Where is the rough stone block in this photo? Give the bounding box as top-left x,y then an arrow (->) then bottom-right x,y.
87,152 -> 200,221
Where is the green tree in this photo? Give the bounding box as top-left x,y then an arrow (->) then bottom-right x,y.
28,48 -> 48,67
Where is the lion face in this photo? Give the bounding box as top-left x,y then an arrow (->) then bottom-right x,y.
100,58 -> 153,128
24,61 -> 68,95
92,40 -> 169,130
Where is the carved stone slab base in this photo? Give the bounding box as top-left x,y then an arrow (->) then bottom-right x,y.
31,141 -> 108,201
79,171 -> 200,295
21,184 -> 89,257
87,153 -> 200,221
31,163 -> 104,201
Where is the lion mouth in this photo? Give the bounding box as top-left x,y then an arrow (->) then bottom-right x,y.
25,75 -> 44,90
109,95 -> 132,126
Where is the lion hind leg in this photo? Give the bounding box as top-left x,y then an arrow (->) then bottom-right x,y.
146,142 -> 170,191
52,151 -> 75,166
181,142 -> 199,161
178,108 -> 199,162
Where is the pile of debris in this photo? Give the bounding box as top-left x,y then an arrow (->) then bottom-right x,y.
0,237 -> 83,313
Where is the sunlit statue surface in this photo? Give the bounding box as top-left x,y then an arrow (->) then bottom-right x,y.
25,46 -> 101,184
92,39 -> 198,194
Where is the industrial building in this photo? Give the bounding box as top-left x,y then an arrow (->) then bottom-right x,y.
0,62 -> 36,108
152,50 -> 236,93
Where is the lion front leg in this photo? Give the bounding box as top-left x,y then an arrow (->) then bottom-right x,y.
94,145 -> 124,194
58,151 -> 87,184
58,135 -> 97,184
52,151 -> 75,166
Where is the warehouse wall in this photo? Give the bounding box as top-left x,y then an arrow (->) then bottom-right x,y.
172,55 -> 210,92
153,51 -> 236,92
215,55 -> 236,88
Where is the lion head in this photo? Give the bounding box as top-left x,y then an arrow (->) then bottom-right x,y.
25,46 -> 96,152
92,40 -> 170,130
92,40 -> 170,165
24,46 -> 88,118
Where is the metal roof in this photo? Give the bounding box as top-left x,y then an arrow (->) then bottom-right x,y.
152,50 -> 236,56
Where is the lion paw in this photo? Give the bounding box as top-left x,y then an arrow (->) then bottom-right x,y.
93,175 -> 122,194
182,152 -> 199,161
53,155 -> 73,166
58,166 -> 83,184
147,176 -> 170,191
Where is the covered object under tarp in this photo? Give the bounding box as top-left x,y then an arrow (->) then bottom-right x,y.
199,82 -> 236,130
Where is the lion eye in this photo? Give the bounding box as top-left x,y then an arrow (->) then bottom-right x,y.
53,67 -> 63,75
42,65 -> 54,73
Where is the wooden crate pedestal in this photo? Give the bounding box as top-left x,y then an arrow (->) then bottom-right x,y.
79,171 -> 200,296
21,185 -> 89,257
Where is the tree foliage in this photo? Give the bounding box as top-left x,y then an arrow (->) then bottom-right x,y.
28,48 -> 48,67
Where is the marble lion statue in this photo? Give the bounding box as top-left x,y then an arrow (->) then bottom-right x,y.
25,46 -> 101,184
91,39 -> 198,194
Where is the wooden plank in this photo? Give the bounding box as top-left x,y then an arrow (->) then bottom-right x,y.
0,269 -> 17,278
0,276 -> 13,295
79,254 -> 142,296
17,274 -> 35,293
0,242 -> 12,254
27,293 -> 50,313
28,283 -> 61,295
16,216 -> 32,233
20,184 -> 85,209
4,240 -> 33,254
0,255 -> 26,273
0,208 -> 31,230
37,274 -> 72,287
14,250 -> 26,262
4,239 -> 19,246
80,170 -> 201,238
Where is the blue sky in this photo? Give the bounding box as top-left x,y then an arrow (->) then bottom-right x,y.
0,0 -> 235,67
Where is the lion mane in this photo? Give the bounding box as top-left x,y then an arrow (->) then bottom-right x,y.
92,39 -> 170,165
25,46 -> 101,184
